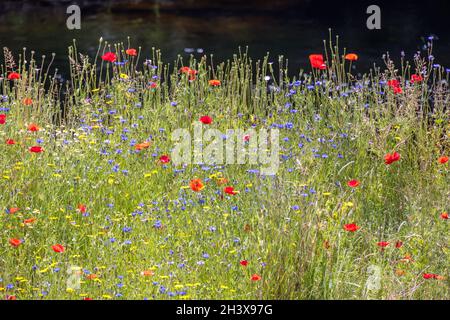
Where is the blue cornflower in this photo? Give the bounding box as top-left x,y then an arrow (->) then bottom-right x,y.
154,220 -> 162,228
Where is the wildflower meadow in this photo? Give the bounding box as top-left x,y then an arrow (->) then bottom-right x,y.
0,35 -> 448,300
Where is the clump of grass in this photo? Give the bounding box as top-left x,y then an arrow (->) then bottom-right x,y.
0,34 -> 448,300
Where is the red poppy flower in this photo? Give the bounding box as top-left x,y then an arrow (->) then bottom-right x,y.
6,295 -> 16,300
251,274 -> 262,281
27,123 -> 40,132
395,241 -> 403,248
209,79 -> 221,86
180,67 -> 198,80
423,273 -> 438,280
141,270 -> 155,276
410,74 -> 423,83
384,152 -> 401,165
83,297 -> 93,300
179,66 -> 191,73
438,156 -> 448,164
243,134 -> 250,142
77,204 -> 87,213
23,98 -> 33,106
387,79 -> 400,88
199,115 -> 213,124
8,207 -> 19,214
159,155 -> 170,163
7,72 -> 20,80
393,86 -> 403,94
180,67 -> 198,75
377,241 -> 389,248
345,53 -> 359,61
52,244 -> 65,253
440,212 -> 448,220
101,52 -> 117,63
224,186 -> 238,195
0,114 -> 6,124
189,178 -> 205,192
347,179 -> 360,188
240,260 -> 248,267
29,146 -> 43,153
343,223 -> 360,232
9,238 -> 22,247
135,141 -> 151,151
387,79 -> 403,94
126,48 -> 137,56
148,82 -> 158,89
6,139 -> 16,145
24,217 -> 36,224
309,54 -> 326,70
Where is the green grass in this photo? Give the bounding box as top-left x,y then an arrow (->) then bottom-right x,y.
0,36 -> 448,300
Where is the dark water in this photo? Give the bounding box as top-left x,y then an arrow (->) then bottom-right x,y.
0,0 -> 449,78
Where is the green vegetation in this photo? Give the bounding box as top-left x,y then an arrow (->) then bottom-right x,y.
0,37 -> 448,300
